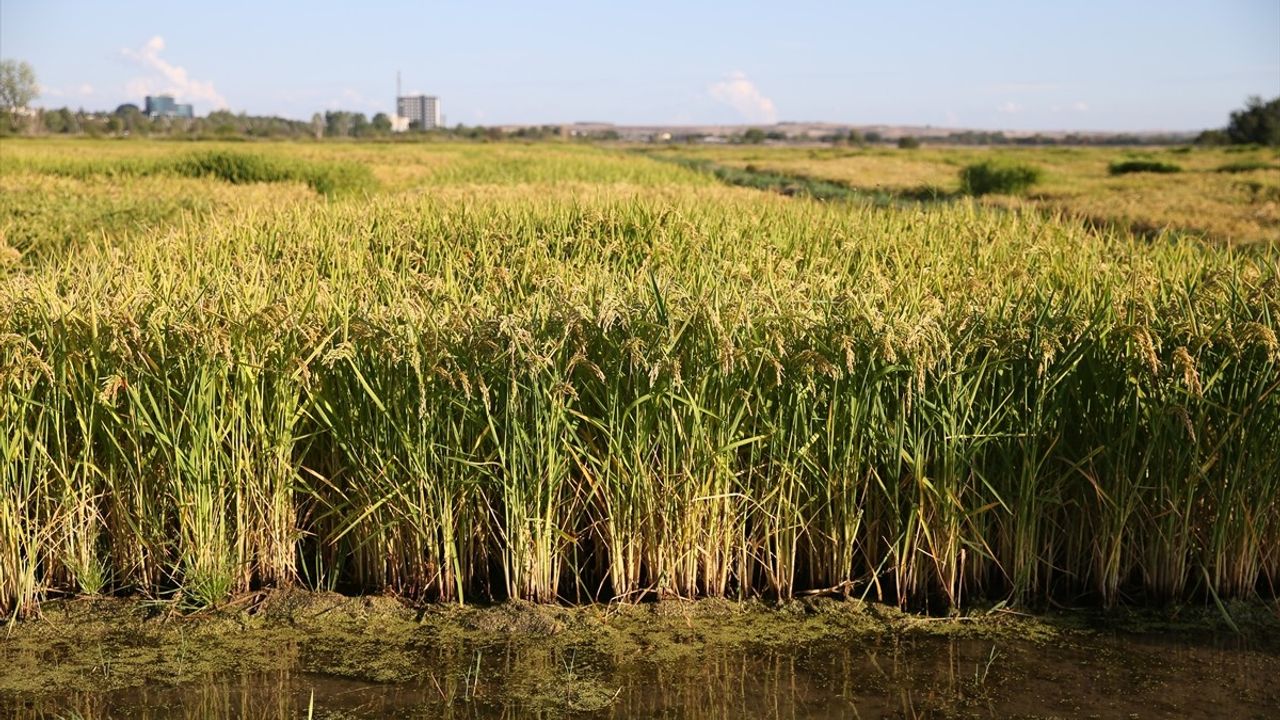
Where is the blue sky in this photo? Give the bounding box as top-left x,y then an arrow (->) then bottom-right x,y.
2,1 -> 1277,130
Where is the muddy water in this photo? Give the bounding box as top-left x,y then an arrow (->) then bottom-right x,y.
5,631 -> 1277,719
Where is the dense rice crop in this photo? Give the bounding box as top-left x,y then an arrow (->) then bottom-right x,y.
1109,159 -> 1183,175
1216,160 -> 1277,173
0,146 -> 373,196
173,150 -> 375,196
2,140 -> 1278,618
958,160 -> 1042,196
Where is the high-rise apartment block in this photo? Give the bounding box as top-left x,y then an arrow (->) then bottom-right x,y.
396,95 -> 441,130
144,95 -> 194,119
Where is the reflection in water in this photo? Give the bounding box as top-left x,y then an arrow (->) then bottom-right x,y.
4,634 -> 1278,719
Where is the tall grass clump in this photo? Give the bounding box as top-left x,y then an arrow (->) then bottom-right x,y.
1,142 -> 1277,619
1109,159 -> 1183,175
959,161 -> 1042,196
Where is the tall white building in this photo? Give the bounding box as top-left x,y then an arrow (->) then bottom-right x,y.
396,95 -> 441,130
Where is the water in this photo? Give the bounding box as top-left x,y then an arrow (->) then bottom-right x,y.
5,631 -> 1276,719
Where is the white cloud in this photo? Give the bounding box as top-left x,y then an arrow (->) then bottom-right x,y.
986,83 -> 1059,94
998,101 -> 1023,114
36,83 -> 96,101
122,35 -> 227,109
1051,101 -> 1090,113
709,71 -> 777,124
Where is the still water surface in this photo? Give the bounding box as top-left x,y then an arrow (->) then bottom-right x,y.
5,632 -> 1276,719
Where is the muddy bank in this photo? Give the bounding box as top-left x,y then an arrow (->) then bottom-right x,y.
3,593 -> 1279,718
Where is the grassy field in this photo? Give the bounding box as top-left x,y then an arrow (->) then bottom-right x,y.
1,138 -> 1277,619
646,144 -> 1280,244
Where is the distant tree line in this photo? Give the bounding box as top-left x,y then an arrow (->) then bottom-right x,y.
5,57 -> 1275,147
751,127 -> 1194,147
0,62 -> 584,141
834,130 -> 1191,147
0,104 -> 598,142
1196,96 -> 1280,146
2,105 -> 320,138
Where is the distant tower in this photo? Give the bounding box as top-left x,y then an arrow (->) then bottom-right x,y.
391,71 -> 410,132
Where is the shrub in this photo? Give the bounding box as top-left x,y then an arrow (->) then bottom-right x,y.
958,160 -> 1042,196
1108,160 -> 1182,175
897,136 -> 920,150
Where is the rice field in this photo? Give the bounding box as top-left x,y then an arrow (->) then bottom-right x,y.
649,144 -> 1280,244
1,138 -> 1278,619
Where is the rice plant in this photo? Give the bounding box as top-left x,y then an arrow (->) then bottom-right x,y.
1,139 -> 1277,618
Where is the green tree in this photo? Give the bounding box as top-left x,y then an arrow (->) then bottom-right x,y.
1226,96 -> 1280,146
114,104 -> 148,134
325,111 -> 353,137
371,112 -> 392,133
846,129 -> 864,146
42,108 -> 66,133
0,59 -> 38,110
350,112 -> 371,137
897,136 -> 920,149
741,127 -> 766,144
206,110 -> 240,136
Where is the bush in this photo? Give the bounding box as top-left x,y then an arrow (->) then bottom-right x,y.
896,136 -> 920,149
958,160 -> 1041,196
1108,160 -> 1182,175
